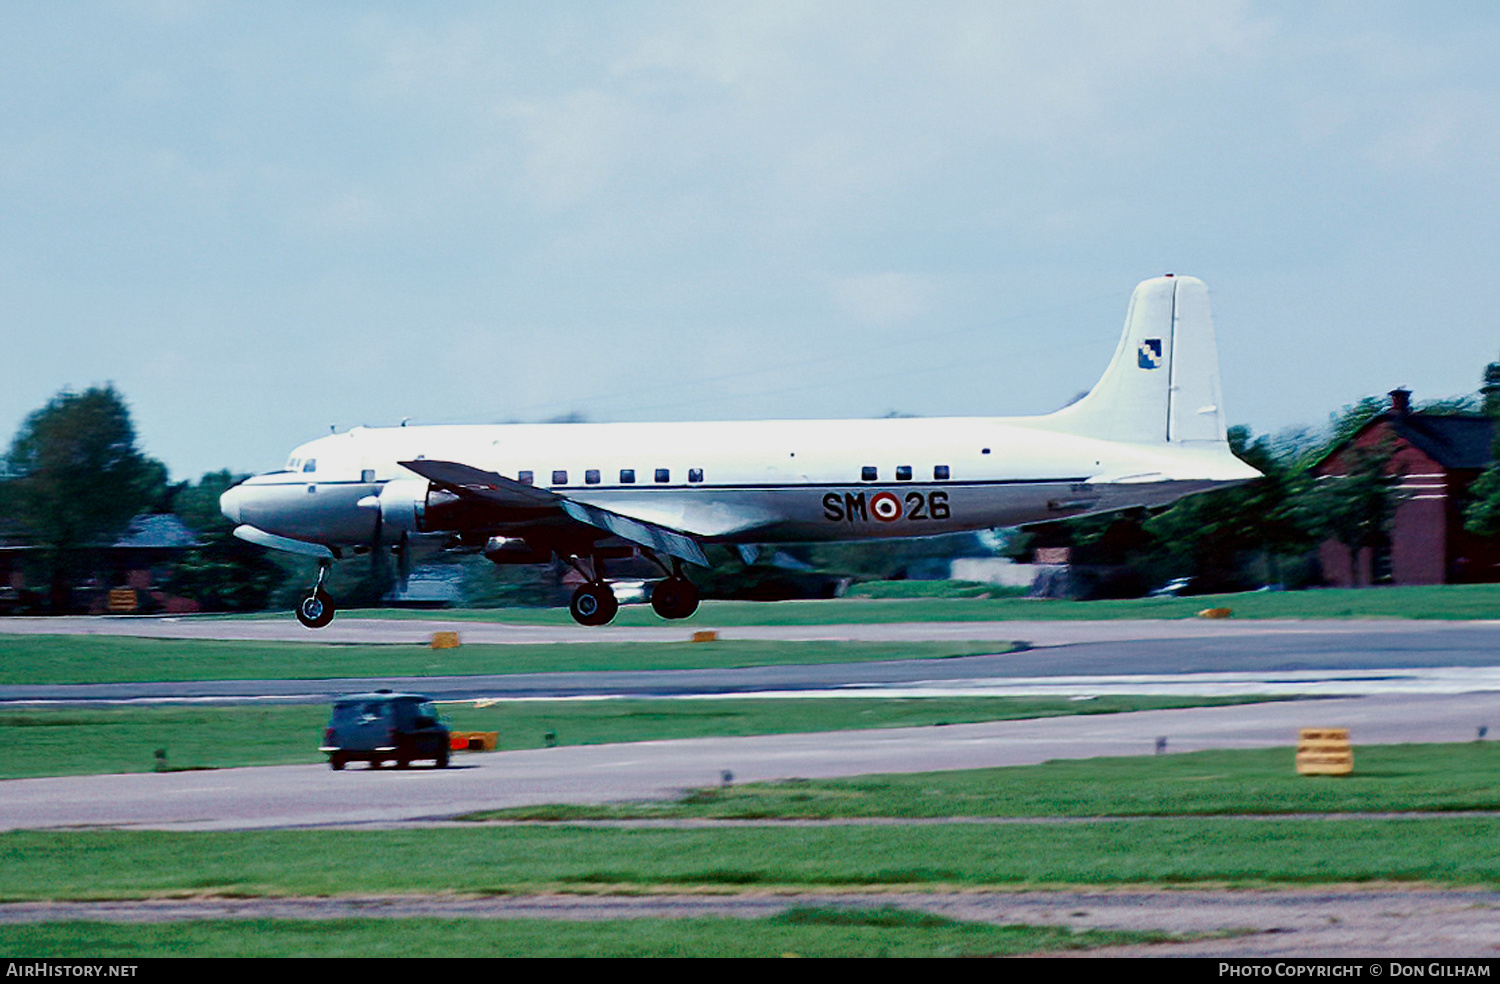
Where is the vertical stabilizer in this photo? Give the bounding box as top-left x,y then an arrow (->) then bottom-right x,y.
1039,275 -> 1227,446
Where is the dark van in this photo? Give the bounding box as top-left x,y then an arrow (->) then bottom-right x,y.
322,692 -> 451,770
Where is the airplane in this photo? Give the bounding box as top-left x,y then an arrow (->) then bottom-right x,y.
219,274 -> 1261,628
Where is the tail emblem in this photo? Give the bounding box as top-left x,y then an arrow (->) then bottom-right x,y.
1137,338 -> 1163,370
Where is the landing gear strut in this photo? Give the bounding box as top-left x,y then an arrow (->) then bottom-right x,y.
295,562 -> 336,629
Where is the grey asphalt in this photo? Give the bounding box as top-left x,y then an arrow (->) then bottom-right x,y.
6,616 -> 1500,704
2,692 -> 1496,831
2,615 -> 1499,831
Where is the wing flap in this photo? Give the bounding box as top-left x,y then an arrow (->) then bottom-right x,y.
558,500 -> 709,567
399,459 -> 709,567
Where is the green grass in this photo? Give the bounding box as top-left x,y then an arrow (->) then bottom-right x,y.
474,743 -> 1500,821
325,582 -> 1500,624
0,695 -> 1260,779
0,913 -> 1170,958
842,579 -> 1029,599
3,818 -> 1499,900
0,636 -> 1015,686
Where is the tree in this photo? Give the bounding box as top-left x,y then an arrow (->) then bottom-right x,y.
0,386 -> 167,610
1144,426 -> 1319,592
1464,358 -> 1500,539
163,470 -> 288,611
1463,466 -> 1500,539
1299,439 -> 1406,586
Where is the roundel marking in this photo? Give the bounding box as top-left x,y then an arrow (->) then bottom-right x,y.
870,491 -> 903,522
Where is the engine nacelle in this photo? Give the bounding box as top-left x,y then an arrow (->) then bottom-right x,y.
374,479 -> 429,535
378,478 -> 509,535
483,536 -> 553,565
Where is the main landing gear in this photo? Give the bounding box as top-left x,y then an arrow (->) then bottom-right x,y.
569,580 -> 618,627
295,561 -> 336,629
650,576 -> 699,620
562,553 -> 700,626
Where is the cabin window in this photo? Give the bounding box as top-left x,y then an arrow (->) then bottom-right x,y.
896,466 -> 912,481
585,469 -> 601,485
551,470 -> 568,486
302,459 -> 317,473
654,468 -> 670,483
861,466 -> 877,482
361,469 -> 375,483
934,465 -> 950,481
688,468 -> 703,483
518,471 -> 534,485
620,469 -> 636,484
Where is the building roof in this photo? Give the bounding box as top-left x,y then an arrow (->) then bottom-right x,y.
111,513 -> 201,550
1383,414 -> 1495,471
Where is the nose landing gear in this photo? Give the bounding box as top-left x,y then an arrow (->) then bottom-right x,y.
295,562 -> 337,629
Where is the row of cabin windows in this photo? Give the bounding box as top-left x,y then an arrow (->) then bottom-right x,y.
863,465 -> 951,482
517,468 -> 705,487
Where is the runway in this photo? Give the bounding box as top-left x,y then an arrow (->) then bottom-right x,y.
4,616 -> 1500,704
1,615 -> 1498,831
2,692 -> 1496,831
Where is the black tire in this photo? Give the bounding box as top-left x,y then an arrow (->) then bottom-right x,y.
651,577 -> 700,620
295,589 -> 336,629
569,582 -> 619,626
329,754 -> 346,771
436,748 -> 450,769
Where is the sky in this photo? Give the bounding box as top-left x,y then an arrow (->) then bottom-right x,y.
3,1 -> 1499,480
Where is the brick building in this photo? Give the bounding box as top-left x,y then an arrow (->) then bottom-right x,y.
1315,389 -> 1499,586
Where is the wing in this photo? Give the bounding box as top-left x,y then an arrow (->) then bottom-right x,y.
398,459 -> 710,567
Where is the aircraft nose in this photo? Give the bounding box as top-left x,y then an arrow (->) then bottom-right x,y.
219,485 -> 244,524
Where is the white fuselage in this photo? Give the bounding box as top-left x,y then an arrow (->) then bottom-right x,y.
220,414 -> 1260,551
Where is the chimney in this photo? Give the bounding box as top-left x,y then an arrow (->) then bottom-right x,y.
1389,388 -> 1411,417
1483,358 -> 1500,419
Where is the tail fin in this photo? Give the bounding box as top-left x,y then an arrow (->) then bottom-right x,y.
1039,275 -> 1227,446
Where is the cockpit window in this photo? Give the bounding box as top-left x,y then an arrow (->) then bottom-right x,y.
302,459 -> 317,473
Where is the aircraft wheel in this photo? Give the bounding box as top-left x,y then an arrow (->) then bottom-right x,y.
295,589 -> 336,629
435,748 -> 450,769
651,577 -> 700,620
329,754 -> 346,771
569,582 -> 619,626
